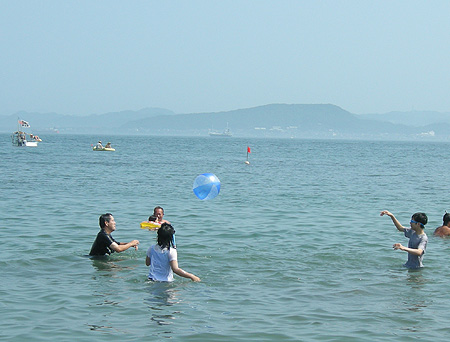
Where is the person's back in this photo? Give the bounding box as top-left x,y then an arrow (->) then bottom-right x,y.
434,226 -> 450,237
145,223 -> 200,282
147,244 -> 176,281
434,213 -> 450,237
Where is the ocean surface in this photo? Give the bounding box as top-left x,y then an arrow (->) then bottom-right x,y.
2,133 -> 450,341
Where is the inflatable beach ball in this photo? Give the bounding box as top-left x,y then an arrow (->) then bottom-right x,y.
193,173 -> 221,200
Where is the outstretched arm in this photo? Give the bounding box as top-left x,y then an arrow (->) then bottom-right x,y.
380,210 -> 405,232
110,239 -> 140,253
170,260 -> 200,282
393,243 -> 423,256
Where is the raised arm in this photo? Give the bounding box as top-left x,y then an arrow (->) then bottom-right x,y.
170,260 -> 200,282
380,210 -> 405,232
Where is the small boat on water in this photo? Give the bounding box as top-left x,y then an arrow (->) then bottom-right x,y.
11,119 -> 41,147
92,141 -> 115,151
209,124 -> 232,137
93,147 -> 115,151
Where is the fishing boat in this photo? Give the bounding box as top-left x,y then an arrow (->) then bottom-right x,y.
208,124 -> 232,137
11,119 -> 41,147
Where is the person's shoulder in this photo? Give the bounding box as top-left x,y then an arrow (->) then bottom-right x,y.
168,247 -> 177,258
433,226 -> 443,234
99,230 -> 112,238
95,229 -> 107,237
433,226 -> 450,237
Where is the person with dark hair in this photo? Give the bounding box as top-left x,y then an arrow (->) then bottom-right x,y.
149,206 -> 170,225
89,213 -> 140,256
148,214 -> 159,226
145,223 -> 200,282
380,210 -> 428,268
433,212 -> 450,237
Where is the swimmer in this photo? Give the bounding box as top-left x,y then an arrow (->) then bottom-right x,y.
146,215 -> 161,231
380,210 -> 428,269
149,206 -> 170,224
434,212 -> 450,237
89,213 -> 139,256
145,223 -> 200,282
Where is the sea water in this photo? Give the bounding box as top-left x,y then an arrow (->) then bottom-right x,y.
2,134 -> 450,341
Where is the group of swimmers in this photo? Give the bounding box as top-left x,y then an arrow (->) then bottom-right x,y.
381,210 -> 450,269
89,206 -> 200,282
89,207 -> 449,281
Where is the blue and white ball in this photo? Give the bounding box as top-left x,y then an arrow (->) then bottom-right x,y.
193,173 -> 221,200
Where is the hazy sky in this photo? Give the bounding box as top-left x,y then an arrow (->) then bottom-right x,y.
1,1 -> 450,116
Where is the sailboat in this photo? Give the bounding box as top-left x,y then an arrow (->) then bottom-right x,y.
11,119 -> 41,147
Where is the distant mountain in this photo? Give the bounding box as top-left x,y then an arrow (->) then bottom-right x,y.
0,107 -> 175,133
0,108 -> 175,134
359,111 -> 450,127
121,104 -> 434,139
1,104 -> 449,140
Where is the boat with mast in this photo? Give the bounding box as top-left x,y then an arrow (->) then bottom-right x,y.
208,123 -> 232,137
11,118 -> 41,147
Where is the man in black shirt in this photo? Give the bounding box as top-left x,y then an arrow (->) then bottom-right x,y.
89,213 -> 140,256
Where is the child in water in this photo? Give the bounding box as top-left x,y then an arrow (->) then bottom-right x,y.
145,223 -> 200,282
380,210 -> 428,269
147,215 -> 161,230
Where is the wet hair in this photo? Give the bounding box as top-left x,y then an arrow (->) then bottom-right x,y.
157,223 -> 176,250
412,212 -> 427,228
148,215 -> 157,221
153,206 -> 164,214
443,212 -> 450,225
99,213 -> 113,229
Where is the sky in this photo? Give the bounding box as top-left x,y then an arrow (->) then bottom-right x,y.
1,0 -> 450,116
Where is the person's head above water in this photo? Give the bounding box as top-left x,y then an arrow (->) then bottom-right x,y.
157,223 -> 175,249
153,206 -> 165,221
99,213 -> 112,228
99,213 -> 115,233
442,212 -> 450,226
411,212 -> 427,228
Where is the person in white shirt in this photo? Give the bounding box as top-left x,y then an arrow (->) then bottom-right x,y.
145,223 -> 200,282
